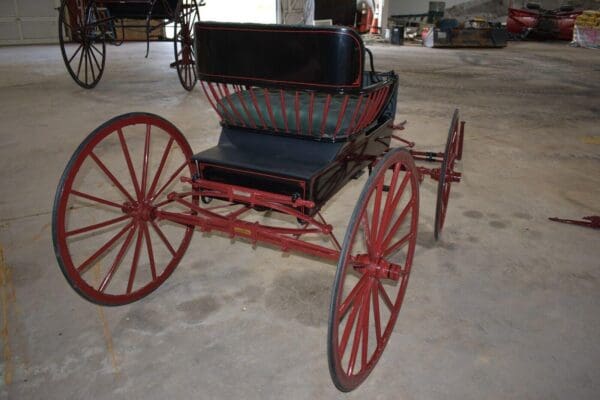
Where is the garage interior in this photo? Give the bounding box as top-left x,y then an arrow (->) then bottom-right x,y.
0,0 -> 599,399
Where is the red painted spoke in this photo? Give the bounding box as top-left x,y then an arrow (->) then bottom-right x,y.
383,232 -> 414,258
90,152 -> 135,203
98,224 -> 137,293
76,221 -> 134,274
142,223 -> 157,280
150,220 -> 176,256
147,137 -> 174,200
70,190 -> 123,209
347,288 -> 369,375
126,225 -> 144,294
151,161 -> 187,202
117,129 -> 142,201
339,290 -> 364,362
372,282 -> 382,346
360,212 -> 374,259
66,214 -> 130,237
141,124 -> 151,196
378,281 -> 394,311
370,182 -> 384,246
375,163 -> 401,245
380,197 -> 415,254
339,274 -> 369,318
361,288 -> 370,371
376,171 -> 411,252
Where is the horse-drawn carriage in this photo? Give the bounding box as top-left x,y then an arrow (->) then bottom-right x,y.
52,22 -> 464,391
58,0 -> 202,89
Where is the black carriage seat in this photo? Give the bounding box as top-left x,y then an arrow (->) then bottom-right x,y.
192,22 -> 398,203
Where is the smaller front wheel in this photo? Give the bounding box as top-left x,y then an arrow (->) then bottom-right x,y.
52,113 -> 198,306
434,109 -> 462,240
328,148 -> 419,391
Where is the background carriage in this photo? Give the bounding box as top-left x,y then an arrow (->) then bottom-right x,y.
57,0 -> 203,90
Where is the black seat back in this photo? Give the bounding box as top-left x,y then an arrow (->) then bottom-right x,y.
194,22 -> 365,94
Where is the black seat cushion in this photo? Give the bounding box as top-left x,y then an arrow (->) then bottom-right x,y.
193,127 -> 344,182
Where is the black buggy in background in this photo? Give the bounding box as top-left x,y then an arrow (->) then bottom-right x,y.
57,0 -> 203,90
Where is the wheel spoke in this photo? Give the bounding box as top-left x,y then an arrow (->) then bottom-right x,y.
339,288 -> 364,361
142,223 -> 157,280
86,47 -> 96,83
339,274 -> 369,318
88,43 -> 102,72
76,221 -> 134,273
147,137 -> 174,200
370,181 -> 383,243
126,225 -> 144,294
66,214 -> 130,237
380,196 -> 415,255
117,129 -> 142,200
377,281 -> 394,311
376,171 -> 411,252
67,44 -> 84,64
150,220 -> 176,256
371,282 -> 382,346
375,163 -> 401,245
98,223 -> 137,293
360,289 -> 370,371
90,152 -> 136,203
141,124 -> 151,196
383,232 -> 414,258
70,189 -> 123,209
76,43 -> 85,79
347,288 -> 369,375
152,161 -> 188,202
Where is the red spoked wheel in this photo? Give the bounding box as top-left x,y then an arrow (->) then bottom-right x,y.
58,0 -> 106,89
328,148 -> 420,392
52,113 -> 197,306
434,109 -> 462,240
173,0 -> 200,91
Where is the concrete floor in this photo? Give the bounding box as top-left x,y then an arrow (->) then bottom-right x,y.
0,40 -> 599,399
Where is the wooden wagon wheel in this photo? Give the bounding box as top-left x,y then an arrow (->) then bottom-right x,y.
173,0 -> 200,91
328,148 -> 419,392
52,113 -> 197,306
434,109 -> 462,240
58,0 -> 106,89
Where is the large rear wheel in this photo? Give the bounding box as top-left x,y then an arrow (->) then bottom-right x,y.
328,148 -> 419,391
52,113 -> 197,305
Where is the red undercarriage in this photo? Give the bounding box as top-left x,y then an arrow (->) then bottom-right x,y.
150,126 -> 463,280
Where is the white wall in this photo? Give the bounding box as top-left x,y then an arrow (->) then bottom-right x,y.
201,0 -> 277,23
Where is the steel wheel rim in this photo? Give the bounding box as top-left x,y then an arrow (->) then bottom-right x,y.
52,113 -> 197,305
58,0 -> 106,89
174,0 -> 199,91
434,109 -> 460,240
328,149 -> 419,391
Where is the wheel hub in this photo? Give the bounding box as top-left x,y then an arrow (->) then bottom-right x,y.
353,254 -> 402,281
122,201 -> 156,222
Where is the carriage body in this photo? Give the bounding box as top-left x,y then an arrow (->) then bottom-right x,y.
52,22 -> 464,392
193,22 -> 399,213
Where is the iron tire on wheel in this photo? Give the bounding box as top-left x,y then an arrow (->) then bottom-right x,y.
328,148 -> 420,392
58,0 -> 106,89
434,109 -> 461,240
52,112 -> 197,306
174,0 -> 200,91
